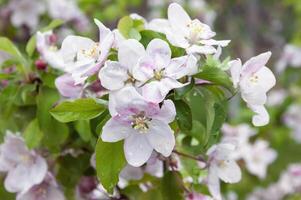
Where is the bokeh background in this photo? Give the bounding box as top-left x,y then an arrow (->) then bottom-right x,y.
0,0 -> 301,199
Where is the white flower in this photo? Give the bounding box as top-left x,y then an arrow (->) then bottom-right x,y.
8,0 -> 45,31
101,86 -> 176,167
0,132 -> 48,194
242,140 -> 277,179
59,19 -> 114,84
36,31 -> 65,69
275,44 -> 301,73
47,0 -> 89,32
229,52 -> 276,126
283,104 -> 301,143
99,39 -> 145,91
16,173 -> 65,200
206,143 -> 241,200
133,39 -> 198,103
148,3 -> 230,55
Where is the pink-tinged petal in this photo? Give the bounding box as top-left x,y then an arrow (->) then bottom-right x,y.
142,78 -> 184,103
101,118 -> 132,142
108,86 -> 145,116
119,165 -> 144,180
5,155 -> 47,193
94,19 -> 111,42
153,100 -> 176,123
145,152 -> 163,177
118,39 -> 146,71
166,55 -> 198,79
229,59 -> 242,88
55,74 -> 83,98
216,160 -> 241,183
186,45 -> 216,55
98,61 -> 128,91
254,66 -> 276,92
168,3 -> 191,37
146,120 -> 175,157
207,165 -> 222,200
241,51 -> 272,77
134,55 -> 156,82
248,104 -> 269,126
200,39 -> 231,47
146,39 -> 171,68
124,134 -> 153,167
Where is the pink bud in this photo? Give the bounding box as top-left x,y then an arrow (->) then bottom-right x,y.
35,59 -> 47,70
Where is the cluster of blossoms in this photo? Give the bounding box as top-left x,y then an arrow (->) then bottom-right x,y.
1,0 -> 89,32
247,163 -> 301,200
0,132 -> 65,200
31,3 -> 278,199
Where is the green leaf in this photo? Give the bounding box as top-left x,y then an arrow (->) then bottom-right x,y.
95,139 -> 126,193
174,79 -> 195,100
50,98 -> 106,123
23,118 -> 43,149
117,16 -> 133,38
129,28 -> 142,40
161,171 -> 184,200
25,36 -> 37,57
174,100 -> 192,132
194,65 -> 234,93
0,37 -> 27,67
75,120 -> 92,142
37,87 -> 69,151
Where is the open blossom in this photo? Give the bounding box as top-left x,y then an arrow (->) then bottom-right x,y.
148,3 -> 230,55
16,173 -> 65,200
0,132 -> 48,194
58,19 -> 114,84
101,87 -> 176,167
55,74 -> 83,99
229,51 -> 276,126
133,39 -> 198,103
7,0 -> 45,31
242,140 -> 277,179
99,39 -> 145,91
206,143 -> 241,200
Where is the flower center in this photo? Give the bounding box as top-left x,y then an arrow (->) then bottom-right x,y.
125,72 -> 136,84
131,111 -> 151,133
153,69 -> 164,81
81,43 -> 100,59
187,19 -> 204,42
249,74 -> 259,84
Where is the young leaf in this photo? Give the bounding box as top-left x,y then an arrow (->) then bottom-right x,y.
0,37 -> 27,67
75,120 -> 92,142
23,118 -> 43,149
95,139 -> 126,193
25,36 -> 37,57
117,16 -> 133,38
174,100 -> 193,132
50,98 -> 106,123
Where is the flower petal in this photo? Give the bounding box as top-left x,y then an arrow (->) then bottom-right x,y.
186,45 -> 217,55
166,55 -> 198,79
124,134 -> 153,167
94,19 -> 111,42
207,165 -> 222,200
229,59 -> 242,88
101,118 -> 132,142
146,120 -> 175,157
200,39 -> 231,47
146,39 -> 171,68
55,74 -> 83,98
118,39 -> 145,71
99,61 -> 128,91
216,160 -> 241,183
241,51 -> 272,77
153,100 -> 176,123
253,66 -> 276,92
248,104 -> 270,126
168,3 -> 191,37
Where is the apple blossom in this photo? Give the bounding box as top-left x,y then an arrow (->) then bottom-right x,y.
242,140 -> 277,179
283,104 -> 301,143
99,39 -> 145,91
59,19 -> 114,84
206,143 -> 242,200
16,173 -> 65,200
275,44 -> 301,73
7,0 -> 45,31
229,51 -> 276,126
133,38 -> 198,103
101,86 -> 176,167
149,3 -> 230,55
0,132 -> 48,194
